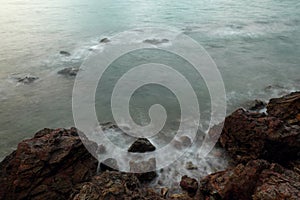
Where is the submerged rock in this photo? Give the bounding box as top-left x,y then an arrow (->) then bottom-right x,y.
143,38 -> 169,45
59,50 -> 71,56
57,67 -> 79,77
15,75 -> 39,84
70,171 -> 163,200
99,37 -> 110,43
0,128 -> 98,200
128,138 -> 156,153
210,108 -> 300,164
199,159 -> 300,200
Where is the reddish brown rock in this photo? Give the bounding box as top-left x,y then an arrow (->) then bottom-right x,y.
70,171 -> 163,200
210,108 -> 300,164
180,175 -> 199,197
267,91 -> 300,124
200,159 -> 300,200
0,128 -> 98,200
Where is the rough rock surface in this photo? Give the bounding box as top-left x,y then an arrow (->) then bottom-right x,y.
200,159 -> 300,200
100,158 -> 119,172
70,171 -> 164,200
210,108 -> 300,164
267,91 -> 300,124
180,175 -> 199,197
128,138 -> 156,153
0,128 -> 98,200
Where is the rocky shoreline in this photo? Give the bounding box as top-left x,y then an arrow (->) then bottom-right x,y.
0,91 -> 299,200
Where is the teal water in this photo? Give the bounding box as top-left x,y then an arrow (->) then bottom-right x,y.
0,0 -> 300,159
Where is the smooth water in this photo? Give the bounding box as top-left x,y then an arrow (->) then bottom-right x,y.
0,0 -> 299,163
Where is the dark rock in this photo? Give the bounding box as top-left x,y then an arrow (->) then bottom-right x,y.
128,138 -> 156,153
99,37 -> 110,43
210,108 -> 300,164
247,99 -> 266,111
0,128 -> 98,200
100,121 -> 122,132
16,75 -> 39,84
70,171 -> 164,200
267,91 -> 300,124
199,159 -> 300,200
57,67 -> 79,77
185,161 -> 198,170
100,158 -> 119,172
180,175 -> 199,197
130,157 -> 157,182
143,38 -> 169,45
59,50 -> 71,56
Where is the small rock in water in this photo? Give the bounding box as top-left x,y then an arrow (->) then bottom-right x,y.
143,38 -> 169,45
57,67 -> 79,77
247,99 -> 266,111
180,175 -> 198,197
16,75 -> 39,84
185,161 -> 198,170
59,50 -> 71,56
97,144 -> 106,154
129,157 -> 157,182
100,158 -> 119,172
128,138 -> 156,153
99,37 -> 110,43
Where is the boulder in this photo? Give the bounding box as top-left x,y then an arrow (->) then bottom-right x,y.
70,171 -> 163,200
128,138 -> 156,153
57,67 -> 79,77
199,159 -> 300,200
0,128 -> 98,200
180,175 -> 199,197
210,108 -> 300,164
267,91 -> 300,124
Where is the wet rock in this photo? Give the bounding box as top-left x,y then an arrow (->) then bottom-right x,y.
169,193 -> 195,200
210,108 -> 300,164
246,99 -> 266,111
57,67 -> 79,77
99,37 -> 110,43
15,75 -> 39,84
143,38 -> 169,45
130,157 -> 157,182
171,136 -> 192,150
180,175 -> 198,197
100,121 -> 122,132
128,138 -> 156,153
185,161 -> 198,170
100,158 -> 119,172
70,171 -> 163,200
161,187 -> 169,198
59,50 -> 71,56
199,159 -> 300,200
267,91 -> 300,124
0,128 -> 98,200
